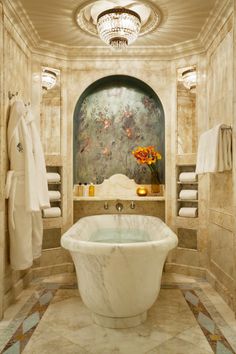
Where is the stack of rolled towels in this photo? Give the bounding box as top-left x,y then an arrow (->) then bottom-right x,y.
42,207 -> 61,218
46,172 -> 61,183
43,172 -> 62,218
179,172 -> 197,183
178,172 -> 198,218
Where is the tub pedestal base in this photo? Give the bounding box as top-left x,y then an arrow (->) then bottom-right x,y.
92,311 -> 147,329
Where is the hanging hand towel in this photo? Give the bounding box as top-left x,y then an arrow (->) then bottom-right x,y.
179,172 -> 197,182
47,172 -> 61,183
179,190 -> 198,200
178,207 -> 198,218
42,207 -> 61,218
196,124 -> 232,174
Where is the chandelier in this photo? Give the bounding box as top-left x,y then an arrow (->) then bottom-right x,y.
182,68 -> 197,93
97,7 -> 141,49
42,69 -> 57,91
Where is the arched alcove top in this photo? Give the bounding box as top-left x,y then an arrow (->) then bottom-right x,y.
73,75 -> 165,184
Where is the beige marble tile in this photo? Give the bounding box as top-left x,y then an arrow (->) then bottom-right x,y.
146,337 -> 213,354
22,287 -> 211,354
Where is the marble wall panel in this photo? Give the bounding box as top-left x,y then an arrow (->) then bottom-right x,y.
205,19 -> 234,308
73,200 -> 165,222
0,4 -> 32,316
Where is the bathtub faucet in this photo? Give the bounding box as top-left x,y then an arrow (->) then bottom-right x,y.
116,202 -> 123,212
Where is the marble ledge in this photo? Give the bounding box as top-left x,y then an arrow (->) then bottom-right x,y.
73,195 -> 165,201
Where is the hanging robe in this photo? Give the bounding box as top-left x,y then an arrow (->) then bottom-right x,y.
5,100 -> 50,270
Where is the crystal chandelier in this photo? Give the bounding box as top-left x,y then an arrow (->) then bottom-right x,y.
97,7 -> 141,49
182,68 -> 197,93
42,69 -> 57,91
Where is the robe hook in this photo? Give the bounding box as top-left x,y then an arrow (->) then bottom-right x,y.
8,91 -> 18,100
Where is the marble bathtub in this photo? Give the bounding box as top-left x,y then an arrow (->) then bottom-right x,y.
61,214 -> 178,328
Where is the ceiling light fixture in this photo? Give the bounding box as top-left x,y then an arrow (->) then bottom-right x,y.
42,69 -> 57,91
97,7 -> 141,50
182,68 -> 197,93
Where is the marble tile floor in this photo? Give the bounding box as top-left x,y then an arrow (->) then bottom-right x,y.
0,273 -> 236,354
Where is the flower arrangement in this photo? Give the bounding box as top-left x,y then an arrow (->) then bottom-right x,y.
132,146 -> 162,184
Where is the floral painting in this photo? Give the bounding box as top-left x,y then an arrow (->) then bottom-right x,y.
73,76 -> 165,184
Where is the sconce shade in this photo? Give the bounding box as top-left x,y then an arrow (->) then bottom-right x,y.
182,68 -> 196,92
42,69 -> 57,90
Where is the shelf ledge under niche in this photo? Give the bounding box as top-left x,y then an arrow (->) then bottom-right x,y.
177,199 -> 198,202
177,181 -> 198,185
74,174 -> 165,201
43,217 -> 63,229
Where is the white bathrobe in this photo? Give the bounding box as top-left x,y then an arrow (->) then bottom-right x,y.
6,100 -> 50,270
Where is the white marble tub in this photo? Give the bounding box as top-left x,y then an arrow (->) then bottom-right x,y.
61,214 -> 178,328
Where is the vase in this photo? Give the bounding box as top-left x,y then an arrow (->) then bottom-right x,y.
151,172 -> 161,194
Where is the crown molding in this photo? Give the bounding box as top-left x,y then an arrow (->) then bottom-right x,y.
2,0 -> 233,61
2,0 -> 39,48
198,0 -> 233,51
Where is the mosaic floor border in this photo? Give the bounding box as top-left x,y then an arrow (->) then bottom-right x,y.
0,282 -> 235,354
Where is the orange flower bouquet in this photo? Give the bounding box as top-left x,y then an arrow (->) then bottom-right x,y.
132,146 -> 162,184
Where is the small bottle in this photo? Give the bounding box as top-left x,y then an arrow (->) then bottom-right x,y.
83,182 -> 88,196
78,183 -> 83,197
89,183 -> 95,197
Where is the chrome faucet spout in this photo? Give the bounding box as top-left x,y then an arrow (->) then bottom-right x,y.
116,202 -> 123,212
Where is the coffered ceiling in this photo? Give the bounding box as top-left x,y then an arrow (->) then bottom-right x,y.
7,0 -> 232,58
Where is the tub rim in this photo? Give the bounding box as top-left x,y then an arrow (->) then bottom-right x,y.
61,214 -> 178,252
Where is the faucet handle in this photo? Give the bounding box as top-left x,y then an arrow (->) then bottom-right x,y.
130,201 -> 135,209
104,202 -> 109,210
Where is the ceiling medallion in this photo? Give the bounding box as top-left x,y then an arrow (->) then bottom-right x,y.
76,0 -> 161,48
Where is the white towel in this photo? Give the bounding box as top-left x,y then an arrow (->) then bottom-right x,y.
48,190 -> 61,201
179,172 -> 197,182
179,190 -> 198,200
178,207 -> 198,218
196,124 -> 232,174
47,172 -> 61,183
42,207 -> 61,218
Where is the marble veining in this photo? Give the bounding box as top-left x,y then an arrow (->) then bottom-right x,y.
61,215 -> 178,328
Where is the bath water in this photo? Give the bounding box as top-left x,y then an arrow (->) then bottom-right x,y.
89,228 -> 151,243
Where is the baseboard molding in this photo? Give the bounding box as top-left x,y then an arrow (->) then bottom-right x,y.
3,270 -> 33,312
164,262 -> 206,279
31,262 -> 74,280
206,269 -> 234,311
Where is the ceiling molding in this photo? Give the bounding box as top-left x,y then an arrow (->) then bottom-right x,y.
3,0 -> 232,60
198,0 -> 233,51
3,0 -> 40,48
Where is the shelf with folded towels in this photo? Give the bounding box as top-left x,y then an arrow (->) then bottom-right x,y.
176,165 -> 198,219
42,167 -> 63,227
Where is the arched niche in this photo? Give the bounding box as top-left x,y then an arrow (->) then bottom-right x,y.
73,75 -> 165,184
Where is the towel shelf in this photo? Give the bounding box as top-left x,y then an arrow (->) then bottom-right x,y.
176,164 -> 198,223
177,181 -> 198,185
177,199 -> 198,203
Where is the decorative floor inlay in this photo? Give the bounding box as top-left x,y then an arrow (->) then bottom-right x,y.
183,290 -> 235,354
0,276 -> 235,354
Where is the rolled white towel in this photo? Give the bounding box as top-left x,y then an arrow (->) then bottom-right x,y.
42,207 -> 61,218
179,172 -> 197,182
47,172 -> 61,183
178,207 -> 198,218
179,190 -> 198,200
49,190 -> 61,201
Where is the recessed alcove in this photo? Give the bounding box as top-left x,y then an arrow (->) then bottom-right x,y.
73,75 -> 165,185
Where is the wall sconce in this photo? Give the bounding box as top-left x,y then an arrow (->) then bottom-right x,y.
182,68 -> 197,93
42,69 -> 57,91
